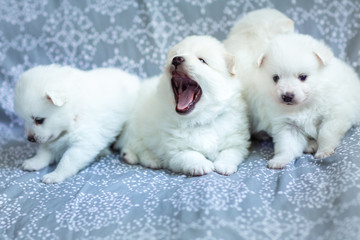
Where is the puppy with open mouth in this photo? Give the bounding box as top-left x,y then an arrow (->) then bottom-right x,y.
117,35 -> 250,176
14,65 -> 140,183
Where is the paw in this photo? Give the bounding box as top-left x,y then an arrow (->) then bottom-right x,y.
214,161 -> 238,175
22,158 -> 48,171
304,140 -> 318,154
314,149 -> 334,159
182,159 -> 214,176
122,149 -> 139,165
169,152 -> 214,176
42,172 -> 66,184
140,156 -> 162,169
267,157 -> 291,169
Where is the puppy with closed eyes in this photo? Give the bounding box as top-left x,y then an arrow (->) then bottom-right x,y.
118,35 -> 250,176
254,33 -> 360,168
14,65 -> 140,183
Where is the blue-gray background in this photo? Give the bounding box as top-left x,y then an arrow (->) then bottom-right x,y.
1,1 -> 360,239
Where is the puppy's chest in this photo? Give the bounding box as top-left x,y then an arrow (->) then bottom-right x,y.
284,112 -> 322,138
47,134 -> 70,158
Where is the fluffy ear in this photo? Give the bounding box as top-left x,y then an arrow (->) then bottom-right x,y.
224,53 -> 236,76
257,53 -> 266,68
45,91 -> 66,107
313,42 -> 334,66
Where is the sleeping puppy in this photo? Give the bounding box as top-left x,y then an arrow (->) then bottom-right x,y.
255,33 -> 360,168
118,35 -> 250,176
224,8 -> 294,139
14,65 -> 140,183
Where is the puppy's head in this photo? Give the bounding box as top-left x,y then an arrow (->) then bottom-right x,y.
161,35 -> 237,117
14,65 -> 72,144
257,33 -> 333,107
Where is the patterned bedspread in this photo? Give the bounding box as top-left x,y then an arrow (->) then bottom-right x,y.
1,1 -> 360,239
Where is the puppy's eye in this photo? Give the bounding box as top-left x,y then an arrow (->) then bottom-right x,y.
34,117 -> 45,125
198,58 -> 207,64
273,74 -> 280,83
298,74 -> 307,81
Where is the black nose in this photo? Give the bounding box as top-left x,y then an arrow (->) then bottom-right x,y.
27,135 -> 36,143
172,56 -> 185,67
281,93 -> 295,103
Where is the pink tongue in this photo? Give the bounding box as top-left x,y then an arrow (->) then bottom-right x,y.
177,88 -> 195,110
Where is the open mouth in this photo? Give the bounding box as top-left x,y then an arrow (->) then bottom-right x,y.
171,71 -> 202,114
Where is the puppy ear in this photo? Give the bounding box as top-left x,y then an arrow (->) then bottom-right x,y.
224,53 -> 236,76
313,42 -> 333,66
257,53 -> 266,68
45,91 -> 66,107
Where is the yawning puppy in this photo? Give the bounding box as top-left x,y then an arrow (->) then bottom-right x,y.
14,65 -> 140,183
255,33 -> 360,168
118,35 -> 250,175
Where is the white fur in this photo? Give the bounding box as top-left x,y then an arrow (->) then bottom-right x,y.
224,8 -> 294,69
14,65 -> 140,183
224,8 -> 295,136
117,35 -> 250,176
244,33 -> 360,168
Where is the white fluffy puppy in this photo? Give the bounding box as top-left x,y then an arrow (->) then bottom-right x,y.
14,65 -> 140,183
118,35 -> 250,176
224,8 -> 294,137
255,33 -> 360,168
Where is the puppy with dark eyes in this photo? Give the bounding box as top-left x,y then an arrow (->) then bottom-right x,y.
117,35 -> 250,176
14,65 -> 140,183
224,8 -> 294,143
252,33 -> 360,168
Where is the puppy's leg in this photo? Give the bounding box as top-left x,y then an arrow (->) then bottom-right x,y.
214,148 -> 247,175
121,146 -> 139,165
116,126 -> 141,165
268,129 -> 307,169
42,145 -> 99,184
168,151 -> 214,176
315,119 -> 351,159
138,149 -> 162,169
22,145 -> 54,171
304,138 -> 318,154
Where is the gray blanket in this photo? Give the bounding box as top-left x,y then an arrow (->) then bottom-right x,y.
1,1 -> 360,239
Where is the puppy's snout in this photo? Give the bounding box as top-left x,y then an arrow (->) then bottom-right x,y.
281,92 -> 295,103
27,135 -> 36,143
172,56 -> 185,68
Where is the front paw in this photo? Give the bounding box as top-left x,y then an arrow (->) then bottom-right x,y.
188,161 -> 214,176
42,172 -> 66,184
314,149 -> 334,159
122,149 -> 139,165
181,159 -> 214,176
22,158 -> 48,171
139,155 -> 162,169
169,152 -> 214,176
304,139 -> 318,154
267,157 -> 291,169
214,161 -> 237,175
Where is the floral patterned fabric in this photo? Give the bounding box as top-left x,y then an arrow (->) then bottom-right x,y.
1,1 -> 360,239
